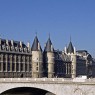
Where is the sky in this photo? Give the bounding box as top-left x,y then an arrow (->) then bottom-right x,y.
0,0 -> 95,57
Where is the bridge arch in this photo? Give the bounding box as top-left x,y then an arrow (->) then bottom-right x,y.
0,87 -> 55,95
0,83 -> 56,95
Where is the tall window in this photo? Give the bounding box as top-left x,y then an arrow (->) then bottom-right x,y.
0,62 -> 1,71
21,63 -> 23,71
29,64 -> 32,71
3,55 -> 6,62
16,56 -> 18,62
0,55 -> 1,61
25,63 -> 27,71
29,57 -> 31,63
7,62 -> 10,71
3,62 -> 6,71
12,63 -> 15,71
16,63 -> 19,71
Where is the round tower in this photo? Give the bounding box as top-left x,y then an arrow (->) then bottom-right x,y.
70,49 -> 76,78
31,36 -> 43,78
67,41 -> 76,78
44,37 -> 55,78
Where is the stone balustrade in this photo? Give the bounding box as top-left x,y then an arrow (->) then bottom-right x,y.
0,78 -> 95,84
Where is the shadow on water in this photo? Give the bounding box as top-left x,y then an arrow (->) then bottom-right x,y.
0,87 -> 55,95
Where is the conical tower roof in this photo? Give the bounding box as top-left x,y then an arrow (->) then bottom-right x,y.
67,41 -> 74,53
32,36 -> 42,51
44,37 -> 54,52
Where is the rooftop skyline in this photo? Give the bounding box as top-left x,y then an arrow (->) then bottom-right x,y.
0,0 -> 95,57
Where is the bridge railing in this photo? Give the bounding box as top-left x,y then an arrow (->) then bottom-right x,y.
0,78 -> 73,83
0,78 -> 95,83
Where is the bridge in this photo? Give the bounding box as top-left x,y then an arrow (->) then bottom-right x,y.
0,78 -> 95,95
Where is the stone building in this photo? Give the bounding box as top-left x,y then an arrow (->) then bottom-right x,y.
0,36 -> 94,78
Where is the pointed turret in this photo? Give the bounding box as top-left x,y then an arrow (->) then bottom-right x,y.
44,37 -> 55,78
66,40 -> 76,78
67,41 -> 74,54
31,36 -> 43,78
44,37 -> 54,52
32,36 -> 42,51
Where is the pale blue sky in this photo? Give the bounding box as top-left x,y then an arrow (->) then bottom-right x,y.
0,0 -> 95,57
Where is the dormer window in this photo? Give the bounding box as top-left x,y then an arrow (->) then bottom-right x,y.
19,48 -> 22,52
2,45 -> 5,50
6,46 -> 9,51
15,47 -> 18,51
23,48 -> 26,52
10,46 -> 14,51
27,48 -> 29,53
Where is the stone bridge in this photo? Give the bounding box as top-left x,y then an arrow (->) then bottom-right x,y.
0,78 -> 95,95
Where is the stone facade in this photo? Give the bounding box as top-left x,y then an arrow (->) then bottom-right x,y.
0,36 -> 94,78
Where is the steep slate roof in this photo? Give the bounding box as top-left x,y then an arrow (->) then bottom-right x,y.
0,39 -> 27,48
67,41 -> 74,53
32,36 -> 42,51
44,37 -> 54,52
76,50 -> 88,53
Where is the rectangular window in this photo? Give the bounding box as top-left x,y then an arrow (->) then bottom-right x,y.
3,56 -> 6,62
29,64 -> 32,71
25,63 -> 27,71
3,62 -> 6,71
21,63 -> 23,71
0,62 -> 1,71
12,63 -> 15,71
16,63 -> 19,71
0,55 -> 1,61
29,57 -> 31,62
7,62 -> 10,71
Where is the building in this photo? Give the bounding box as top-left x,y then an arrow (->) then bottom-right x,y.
0,36 -> 94,78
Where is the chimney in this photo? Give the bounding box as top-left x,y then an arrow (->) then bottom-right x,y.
38,42 -> 40,50
74,47 -> 76,54
51,45 -> 53,51
11,40 -> 14,46
20,41 -> 22,48
6,40 -> 9,46
27,42 -> 30,48
64,47 -> 67,54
